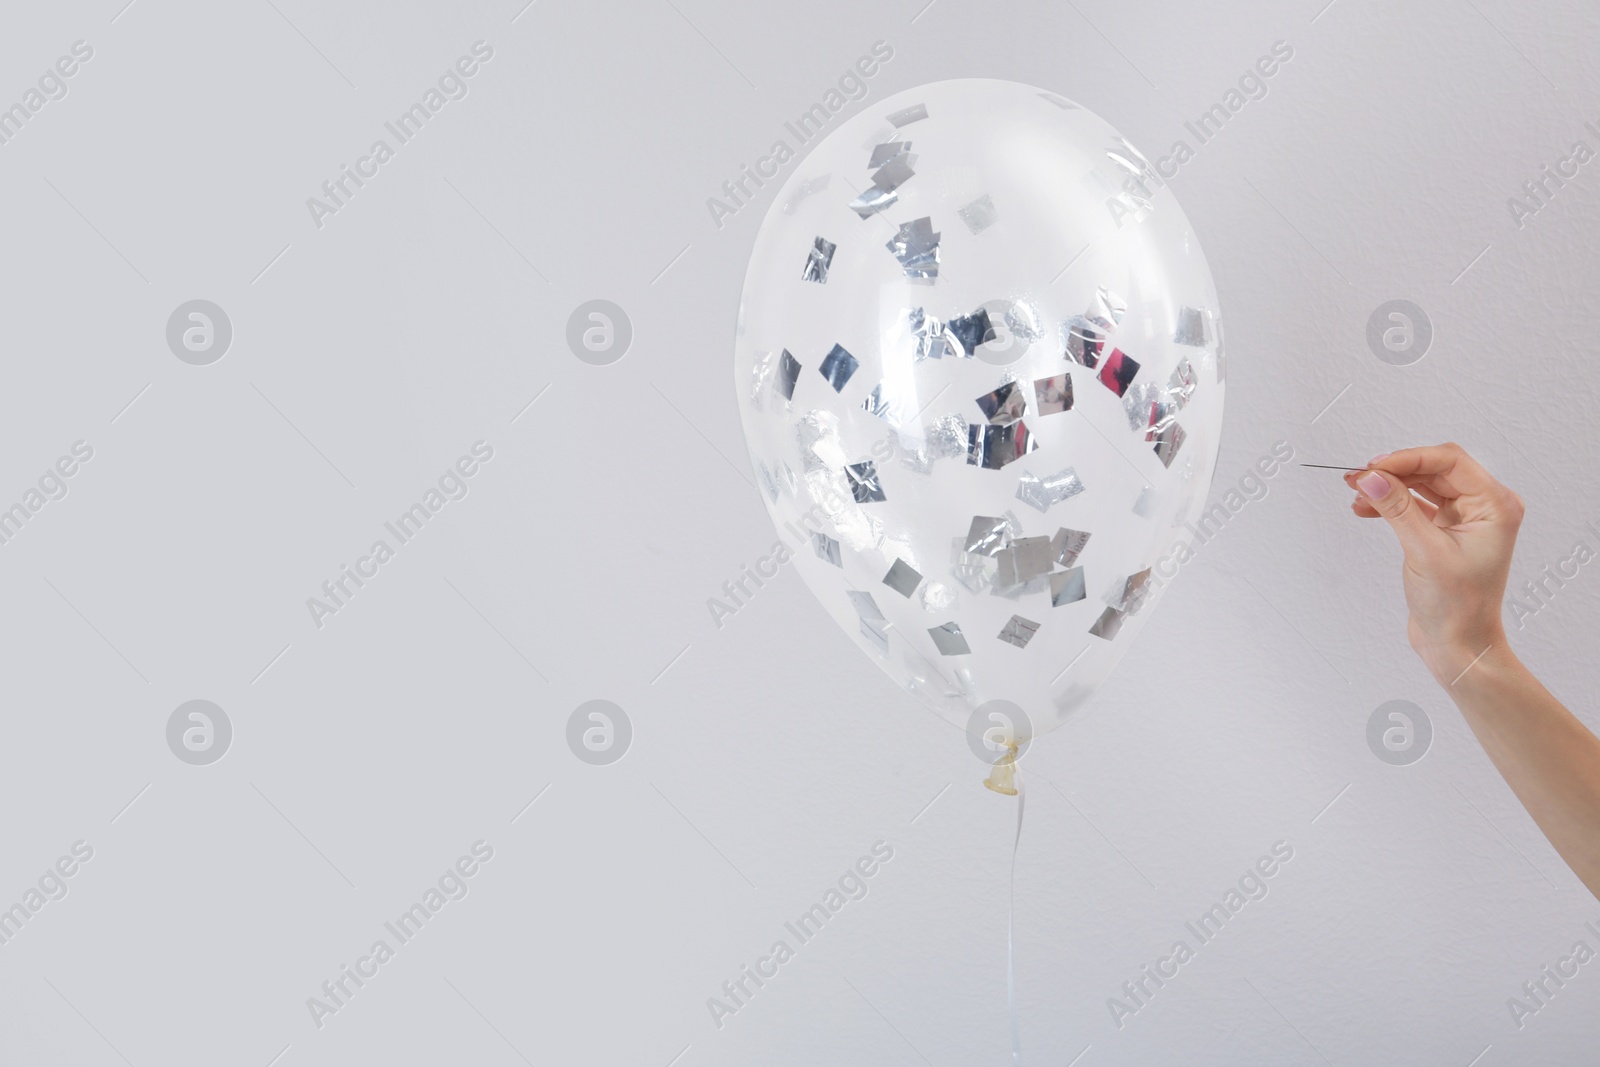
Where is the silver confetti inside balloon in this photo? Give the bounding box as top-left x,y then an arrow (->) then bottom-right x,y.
735,79 -> 1225,746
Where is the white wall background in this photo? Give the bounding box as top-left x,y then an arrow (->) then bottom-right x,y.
2,0 -> 1599,1064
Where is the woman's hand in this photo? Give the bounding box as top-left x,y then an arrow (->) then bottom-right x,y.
1344,443 -> 1524,685
1349,443 -> 1600,902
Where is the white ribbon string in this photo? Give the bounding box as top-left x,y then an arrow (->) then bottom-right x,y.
1007,772 -> 1027,1066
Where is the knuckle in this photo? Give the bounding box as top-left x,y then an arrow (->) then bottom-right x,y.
1503,489 -> 1526,522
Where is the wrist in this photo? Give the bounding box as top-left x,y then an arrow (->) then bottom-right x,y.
1425,632 -> 1521,691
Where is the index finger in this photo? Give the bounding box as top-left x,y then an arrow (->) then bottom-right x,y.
1369,443 -> 1503,500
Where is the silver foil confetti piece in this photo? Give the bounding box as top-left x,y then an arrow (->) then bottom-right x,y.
846,460 -> 886,503
883,558 -> 923,597
885,216 -> 940,283
1107,569 -> 1153,614
946,307 -> 994,356
904,307 -> 952,361
927,621 -> 970,655
1006,301 -> 1045,343
1051,527 -> 1091,568
1168,357 -> 1197,409
965,516 -> 1010,556
1091,287 -> 1128,327
781,174 -> 830,214
905,308 -> 983,361
1016,467 -> 1085,513
888,103 -> 929,127
950,537 -> 996,593
871,154 -> 916,194
818,343 -> 860,392
1097,347 -> 1141,397
952,561 -> 994,594
750,349 -> 777,407
758,462 -> 780,503
1216,317 -> 1227,383
813,531 -> 841,566
850,185 -> 899,219
1063,315 -> 1109,368
1147,397 -> 1180,439
1088,606 -> 1126,640
1108,188 -> 1154,224
1042,467 -> 1086,503
1152,422 -> 1186,467
1001,510 -> 1025,540
967,421 -> 1036,470
920,581 -> 957,613
869,141 -> 911,168
777,349 -> 801,401
806,470 -> 875,545
1050,567 -> 1087,607
861,381 -> 912,427
796,409 -> 846,472
957,194 -> 999,235
928,414 -> 969,459
1122,380 -> 1162,432
976,381 -> 1026,425
803,468 -> 849,517
861,617 -> 890,652
849,590 -> 892,652
1015,471 -> 1050,513
998,615 -> 1041,649
802,236 -> 836,284
1132,487 -> 1157,518
864,379 -> 902,415
1174,306 -> 1211,346
1126,569 -> 1154,614
1034,374 -> 1073,415
995,536 -> 1053,587
993,574 -> 1049,601
848,589 -> 885,622
900,446 -> 935,475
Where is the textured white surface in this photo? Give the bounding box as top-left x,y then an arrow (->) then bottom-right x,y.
1,0 -> 1598,1064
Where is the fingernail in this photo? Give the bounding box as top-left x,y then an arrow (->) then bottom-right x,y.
1368,453 -> 1391,466
1357,471 -> 1390,499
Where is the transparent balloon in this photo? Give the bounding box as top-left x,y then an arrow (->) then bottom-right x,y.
734,79 -> 1225,754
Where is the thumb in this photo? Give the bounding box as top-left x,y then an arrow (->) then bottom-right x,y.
1356,469 -> 1439,555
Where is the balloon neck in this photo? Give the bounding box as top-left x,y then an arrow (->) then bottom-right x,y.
983,741 -> 1020,796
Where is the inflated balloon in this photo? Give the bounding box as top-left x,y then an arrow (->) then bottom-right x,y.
734,79 -> 1225,758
